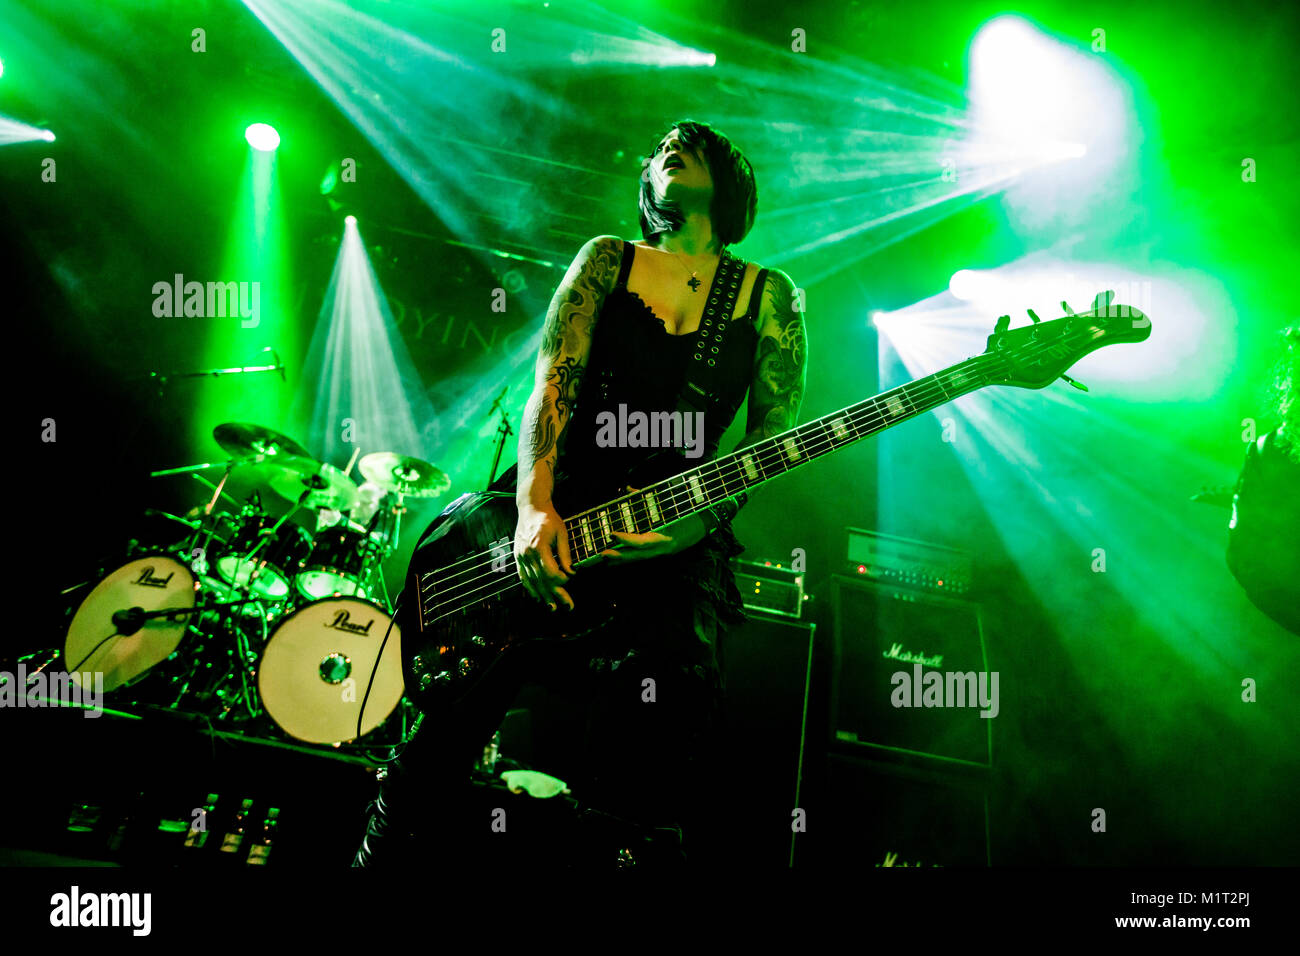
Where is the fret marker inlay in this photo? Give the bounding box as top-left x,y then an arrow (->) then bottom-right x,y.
783,437 -> 802,461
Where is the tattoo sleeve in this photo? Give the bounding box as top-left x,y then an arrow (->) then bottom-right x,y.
517,235 -> 622,507
742,268 -> 807,449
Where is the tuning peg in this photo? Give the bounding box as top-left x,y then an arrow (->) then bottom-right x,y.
1092,290 -> 1115,313
1060,300 -> 1077,316
994,314 -> 1010,333
1059,374 -> 1089,391
1027,309 -> 1041,324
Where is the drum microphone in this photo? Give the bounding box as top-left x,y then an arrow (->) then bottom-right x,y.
110,605 -> 193,637
111,606 -> 147,636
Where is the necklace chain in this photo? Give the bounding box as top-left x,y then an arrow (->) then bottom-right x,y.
665,245 -> 724,292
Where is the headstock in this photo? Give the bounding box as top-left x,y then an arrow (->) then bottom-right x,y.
982,290 -> 1152,389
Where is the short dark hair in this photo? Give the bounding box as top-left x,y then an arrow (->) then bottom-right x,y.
638,119 -> 758,248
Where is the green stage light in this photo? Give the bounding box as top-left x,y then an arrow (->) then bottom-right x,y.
244,123 -> 280,151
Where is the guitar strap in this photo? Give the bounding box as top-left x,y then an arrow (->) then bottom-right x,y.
674,249 -> 760,457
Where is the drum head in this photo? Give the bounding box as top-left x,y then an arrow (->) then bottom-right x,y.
296,569 -> 368,600
258,598 -> 403,744
64,555 -> 196,692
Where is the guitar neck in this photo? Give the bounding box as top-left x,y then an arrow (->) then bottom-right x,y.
564,352 -> 995,563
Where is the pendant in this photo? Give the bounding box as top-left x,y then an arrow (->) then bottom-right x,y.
688,274 -> 701,291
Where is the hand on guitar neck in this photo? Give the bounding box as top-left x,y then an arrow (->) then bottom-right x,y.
514,499 -> 575,612
513,491 -> 706,612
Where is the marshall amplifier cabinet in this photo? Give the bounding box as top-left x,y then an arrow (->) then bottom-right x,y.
814,754 -> 992,868
830,575 -> 992,768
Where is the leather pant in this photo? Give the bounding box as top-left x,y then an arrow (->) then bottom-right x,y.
352,638 -> 725,870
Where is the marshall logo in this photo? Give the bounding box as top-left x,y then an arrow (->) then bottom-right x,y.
882,643 -> 943,667
134,566 -> 174,589
325,610 -> 373,635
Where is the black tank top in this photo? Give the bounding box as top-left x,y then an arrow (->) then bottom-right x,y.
558,240 -> 764,481
557,240 -> 766,659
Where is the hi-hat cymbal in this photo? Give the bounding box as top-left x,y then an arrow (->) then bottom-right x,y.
358,452 -> 451,498
261,456 -> 361,512
213,423 -> 310,460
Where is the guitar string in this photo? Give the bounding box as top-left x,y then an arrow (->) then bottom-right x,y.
420,325 -> 1104,616
419,362 -> 982,604
419,325 -> 1105,618
546,320 -> 1108,544
421,370 -> 976,615
419,350 -> 998,593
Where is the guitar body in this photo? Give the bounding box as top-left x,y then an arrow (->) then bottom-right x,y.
399,451 -> 687,716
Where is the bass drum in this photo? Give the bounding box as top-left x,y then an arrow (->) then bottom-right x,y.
257,597 -> 404,744
64,554 -> 196,692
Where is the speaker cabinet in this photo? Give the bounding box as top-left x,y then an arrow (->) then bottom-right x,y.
830,575 -> 992,767
816,754 -> 991,867
717,613 -> 816,868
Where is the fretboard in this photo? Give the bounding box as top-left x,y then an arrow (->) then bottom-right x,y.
563,352 -> 994,563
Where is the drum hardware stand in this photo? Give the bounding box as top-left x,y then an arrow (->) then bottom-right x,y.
486,386 -> 514,489
107,597 -> 267,638
219,488 -> 312,588
140,349 -> 285,400
147,457 -> 247,558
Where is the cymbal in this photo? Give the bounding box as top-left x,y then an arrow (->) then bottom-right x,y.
213,422 -> 310,460
358,452 -> 451,498
261,456 -> 361,512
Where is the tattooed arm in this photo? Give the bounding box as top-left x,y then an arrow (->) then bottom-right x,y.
742,268 -> 807,448
515,235 -> 622,609
696,269 -> 808,527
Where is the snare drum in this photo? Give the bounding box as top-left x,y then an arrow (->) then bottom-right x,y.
296,524 -> 383,600
214,510 -> 313,600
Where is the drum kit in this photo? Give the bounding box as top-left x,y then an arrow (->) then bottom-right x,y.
60,422 -> 451,747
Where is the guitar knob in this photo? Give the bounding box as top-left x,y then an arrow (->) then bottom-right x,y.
457,657 -> 475,677
470,635 -> 487,649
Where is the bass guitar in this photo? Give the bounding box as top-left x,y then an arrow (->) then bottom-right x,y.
398,293 -> 1151,715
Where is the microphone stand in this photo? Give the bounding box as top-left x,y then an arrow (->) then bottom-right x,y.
486,387 -> 514,490
140,348 -> 285,400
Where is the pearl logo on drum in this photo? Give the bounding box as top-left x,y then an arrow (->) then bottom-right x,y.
324,609 -> 374,635
133,565 -> 175,588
